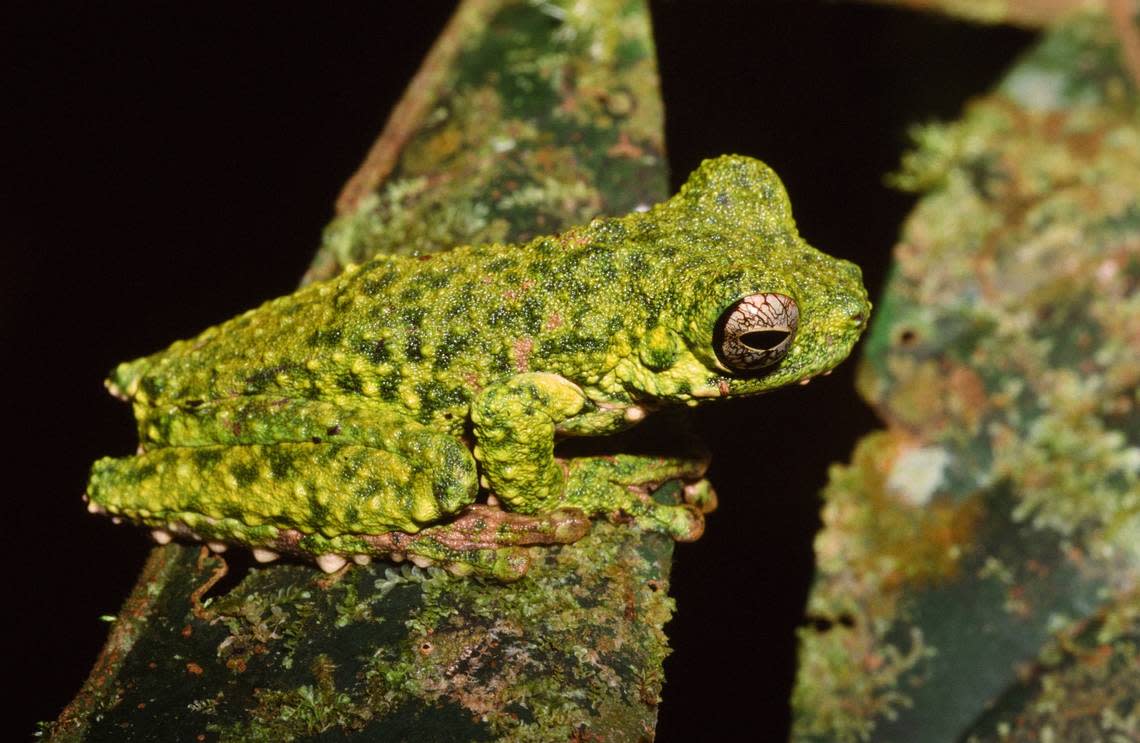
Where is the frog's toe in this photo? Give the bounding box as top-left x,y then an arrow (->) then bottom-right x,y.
683,479 -> 718,514
489,548 -> 531,580
639,502 -> 704,542
252,548 -> 280,563
316,554 -> 348,573
445,561 -> 475,577
549,507 -> 591,542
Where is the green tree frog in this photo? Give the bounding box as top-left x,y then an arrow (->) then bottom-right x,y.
87,156 -> 870,579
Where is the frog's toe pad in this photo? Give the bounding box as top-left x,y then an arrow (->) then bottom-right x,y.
671,503 -> 705,542
316,554 -> 348,573
683,479 -> 718,514
637,502 -> 704,542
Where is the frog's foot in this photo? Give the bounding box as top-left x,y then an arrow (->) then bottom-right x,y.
559,453 -> 710,542
356,504 -> 590,580
146,504 -> 590,581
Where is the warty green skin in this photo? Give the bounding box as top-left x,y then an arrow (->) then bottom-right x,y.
87,155 -> 870,579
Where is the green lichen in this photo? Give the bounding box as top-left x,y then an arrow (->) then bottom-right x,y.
200,520 -> 674,742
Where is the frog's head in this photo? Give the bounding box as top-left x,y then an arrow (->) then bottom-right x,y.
640,155 -> 870,399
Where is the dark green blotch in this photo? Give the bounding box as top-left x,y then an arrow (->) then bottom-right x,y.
191,449 -> 223,468
356,338 -> 389,364
338,454 -> 364,482
376,369 -> 402,400
425,268 -> 455,289
219,501 -> 246,520
140,376 -> 164,400
336,370 -> 364,394
354,477 -> 381,502
414,382 -> 468,420
360,269 -> 397,296
405,333 -> 423,362
624,251 -> 650,274
521,296 -> 545,334
485,256 -> 518,273
307,328 -> 343,347
538,332 -> 607,357
244,367 -> 279,395
399,284 -> 424,304
230,462 -> 260,488
433,329 -> 472,370
447,287 -> 475,318
307,492 -> 330,526
266,448 -> 296,480
126,462 -> 157,485
493,348 -> 513,374
399,308 -> 428,362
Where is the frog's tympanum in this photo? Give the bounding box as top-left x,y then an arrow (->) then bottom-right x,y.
87,156 -> 870,579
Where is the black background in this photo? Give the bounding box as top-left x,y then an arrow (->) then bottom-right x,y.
8,2 -> 1031,739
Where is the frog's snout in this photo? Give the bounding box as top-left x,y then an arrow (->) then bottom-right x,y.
836,259 -> 871,332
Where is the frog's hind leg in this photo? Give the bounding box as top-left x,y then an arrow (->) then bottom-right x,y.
87,441 -> 590,580
87,440 -> 476,564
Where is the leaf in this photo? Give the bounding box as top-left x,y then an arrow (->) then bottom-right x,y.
793,10 -> 1139,742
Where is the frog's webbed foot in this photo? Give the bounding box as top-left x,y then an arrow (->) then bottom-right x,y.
131,504 -> 590,582
356,504 -> 590,580
559,452 -> 712,542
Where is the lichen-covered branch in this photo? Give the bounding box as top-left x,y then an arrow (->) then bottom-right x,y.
793,10 -> 1139,742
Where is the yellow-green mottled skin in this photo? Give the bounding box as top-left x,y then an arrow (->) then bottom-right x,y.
88,155 -> 870,577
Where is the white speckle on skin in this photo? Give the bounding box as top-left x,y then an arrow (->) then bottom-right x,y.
624,406 -> 646,422
887,445 -> 951,506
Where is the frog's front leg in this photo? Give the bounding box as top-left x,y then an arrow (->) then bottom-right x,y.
560,451 -> 711,541
471,372 -> 710,540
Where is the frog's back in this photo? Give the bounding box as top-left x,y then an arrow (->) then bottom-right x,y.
111,226 -> 662,420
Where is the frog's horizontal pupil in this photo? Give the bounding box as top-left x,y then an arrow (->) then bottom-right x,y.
739,330 -> 790,350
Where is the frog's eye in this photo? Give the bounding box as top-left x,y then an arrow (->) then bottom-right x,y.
713,293 -> 799,374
